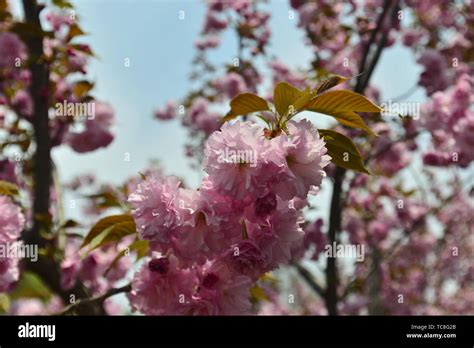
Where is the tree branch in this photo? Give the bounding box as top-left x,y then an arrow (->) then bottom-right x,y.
20,0 -> 105,315
293,262 -> 326,300
323,0 -> 398,316
57,283 -> 132,316
21,0 -> 51,243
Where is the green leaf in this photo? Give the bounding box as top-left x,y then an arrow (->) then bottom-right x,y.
52,0 -> 74,9
87,220 -> 136,252
67,24 -> 86,41
10,272 -> 52,302
0,180 -> 19,196
315,75 -> 349,95
0,293 -> 10,313
318,129 -> 370,174
72,80 -> 94,98
223,93 -> 269,121
254,114 -> 271,127
70,43 -> 95,57
81,214 -> 136,249
307,90 -> 381,113
250,285 -> 269,302
316,110 -> 376,136
289,86 -> 316,115
273,82 -> 302,117
305,90 -> 379,135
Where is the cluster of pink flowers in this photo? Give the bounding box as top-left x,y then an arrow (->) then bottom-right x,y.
65,101 -> 115,153
60,237 -> 132,297
0,196 -> 25,292
268,60 -> 306,91
182,97 -> 221,136
198,0 -> 271,55
416,50 -> 451,95
127,119 -> 330,314
0,32 -> 25,71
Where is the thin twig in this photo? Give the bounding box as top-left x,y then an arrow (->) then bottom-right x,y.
292,262 -> 326,300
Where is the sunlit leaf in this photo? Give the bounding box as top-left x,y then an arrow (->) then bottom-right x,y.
52,0 -> 74,9
0,293 -> 10,313
67,24 -> 86,41
315,75 -> 349,94
289,86 -> 316,114
307,90 -> 381,113
72,80 -> 94,98
318,110 -> 376,136
0,180 -> 19,196
273,82 -> 302,117
318,129 -> 370,174
250,285 -> 270,302
223,93 -> 269,121
86,220 -> 136,252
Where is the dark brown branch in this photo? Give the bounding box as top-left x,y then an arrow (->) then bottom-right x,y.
293,262 -> 326,300
58,283 -> 132,316
21,0 -> 51,243
323,0 -> 399,316
355,0 -> 391,93
21,0 -> 105,315
324,166 -> 344,315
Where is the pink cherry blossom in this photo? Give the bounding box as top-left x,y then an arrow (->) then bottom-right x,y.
0,196 -> 25,244
214,72 -> 247,99
203,120 -> 273,200
272,119 -> 331,199
128,255 -> 199,315
154,100 -> 176,120
128,175 -> 191,243
0,32 -> 25,70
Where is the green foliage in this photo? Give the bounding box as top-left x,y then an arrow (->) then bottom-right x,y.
318,129 -> 370,174
81,214 -> 136,251
223,93 -> 269,121
0,180 -> 19,196
10,271 -> 52,302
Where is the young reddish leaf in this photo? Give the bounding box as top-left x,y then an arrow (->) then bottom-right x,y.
315,75 -> 349,94
223,93 -> 269,121
67,24 -> 86,41
86,220 -> 136,252
318,129 -> 371,174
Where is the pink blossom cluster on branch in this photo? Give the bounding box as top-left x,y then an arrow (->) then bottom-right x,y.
127,119 -> 330,314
